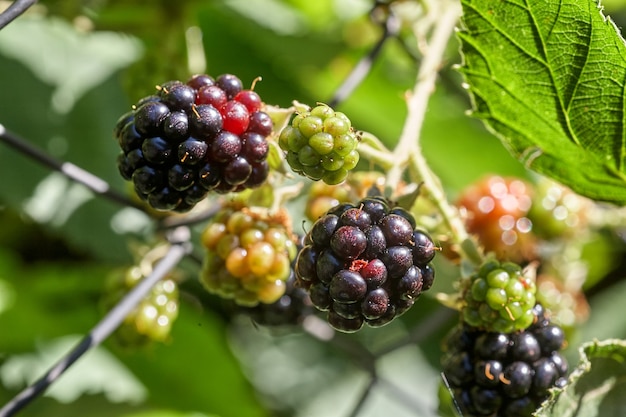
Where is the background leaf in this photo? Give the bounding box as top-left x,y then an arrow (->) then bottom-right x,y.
536,339 -> 626,417
458,0 -> 626,203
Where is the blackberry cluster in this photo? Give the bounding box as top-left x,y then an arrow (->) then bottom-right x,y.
463,260 -> 537,333
101,266 -> 179,347
442,305 -> 568,417
295,196 -> 437,332
200,206 -> 297,306
114,73 -> 273,212
279,104 -> 359,185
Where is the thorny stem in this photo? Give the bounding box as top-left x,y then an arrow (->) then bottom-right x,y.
381,1 -> 481,263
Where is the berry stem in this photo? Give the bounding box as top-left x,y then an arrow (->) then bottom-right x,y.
383,1 -> 484,265
356,132 -> 396,170
0,227 -> 192,417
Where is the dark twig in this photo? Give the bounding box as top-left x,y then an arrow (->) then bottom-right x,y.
0,227 -> 192,417
0,0 -> 37,30
0,124 -> 147,212
327,10 -> 401,108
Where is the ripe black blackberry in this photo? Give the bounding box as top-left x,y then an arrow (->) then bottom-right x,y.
295,196 -> 437,332
114,73 -> 273,212
441,305 -> 568,417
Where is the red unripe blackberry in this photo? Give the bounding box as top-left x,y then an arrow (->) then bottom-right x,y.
456,176 -> 536,263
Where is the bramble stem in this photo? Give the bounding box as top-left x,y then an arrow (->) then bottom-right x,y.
328,8 -> 400,108
0,228 -> 192,417
0,124 -> 148,213
0,0 -> 37,30
383,1 -> 482,264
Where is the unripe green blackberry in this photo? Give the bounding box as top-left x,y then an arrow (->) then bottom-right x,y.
278,104 -> 359,185
527,178 -> 591,240
462,260 -> 537,333
199,205 -> 297,306
102,266 -> 179,347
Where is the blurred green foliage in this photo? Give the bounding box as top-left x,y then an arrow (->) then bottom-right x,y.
1,1 -> 626,416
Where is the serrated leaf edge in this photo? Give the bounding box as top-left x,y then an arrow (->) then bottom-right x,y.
534,338 -> 626,415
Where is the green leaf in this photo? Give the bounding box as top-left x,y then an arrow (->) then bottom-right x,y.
536,339 -> 626,417
458,0 -> 626,204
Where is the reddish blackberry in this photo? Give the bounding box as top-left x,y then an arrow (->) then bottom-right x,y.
279,104 -> 360,185
199,205 -> 298,307
113,73 -> 273,212
295,196 -> 437,332
441,305 -> 568,417
101,266 -> 179,347
456,176 -> 536,263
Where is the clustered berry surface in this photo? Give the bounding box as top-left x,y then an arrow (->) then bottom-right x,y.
295,196 -> 437,332
279,104 -> 360,185
442,304 -> 568,417
114,73 -> 273,212
463,260 -> 537,333
199,206 -> 297,307
102,266 -> 179,347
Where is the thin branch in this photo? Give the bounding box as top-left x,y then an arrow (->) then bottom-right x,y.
373,306 -> 456,357
0,0 -> 37,30
0,124 -> 147,212
385,0 -> 462,188
327,9 -> 400,108
347,376 -> 377,417
0,227 -> 192,417
157,200 -> 223,230
378,376 -> 434,416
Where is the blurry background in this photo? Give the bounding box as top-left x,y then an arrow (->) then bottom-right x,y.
1,1 -> 626,416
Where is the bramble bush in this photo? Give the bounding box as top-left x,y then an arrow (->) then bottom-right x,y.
1,1 -> 626,417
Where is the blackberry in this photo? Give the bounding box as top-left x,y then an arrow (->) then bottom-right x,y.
101,266 -> 179,347
113,73 -> 273,212
295,196 -> 437,332
279,104 -> 360,185
199,205 -> 297,307
441,306 -> 568,417
462,260 -> 537,333
527,178 -> 591,240
456,176 -> 536,263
